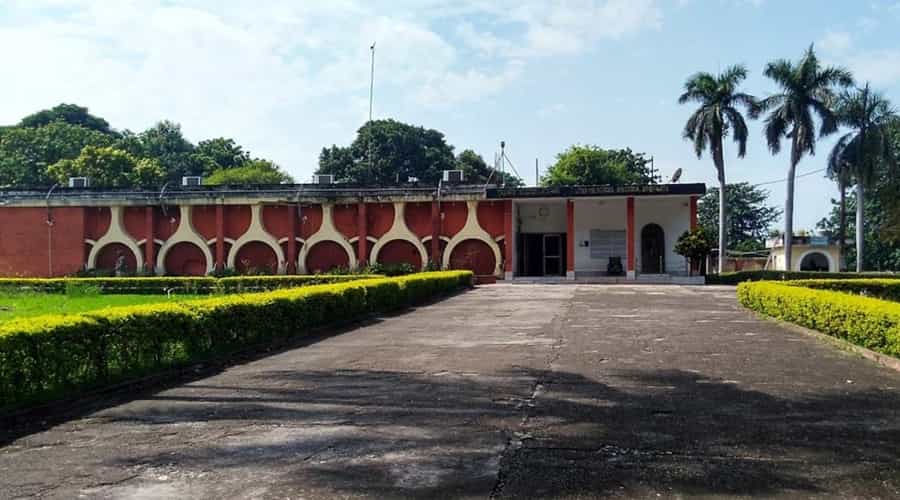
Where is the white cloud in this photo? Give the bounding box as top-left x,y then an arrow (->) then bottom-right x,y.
0,0 -> 663,177
818,28 -> 900,86
818,31 -> 853,54
846,49 -> 900,86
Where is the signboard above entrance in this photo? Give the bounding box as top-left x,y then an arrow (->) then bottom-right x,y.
486,183 -> 705,199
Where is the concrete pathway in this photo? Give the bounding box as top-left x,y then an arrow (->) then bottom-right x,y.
2,285 -> 899,499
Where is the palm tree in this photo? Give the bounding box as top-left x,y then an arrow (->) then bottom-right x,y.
828,83 -> 897,272
825,144 -> 852,271
679,65 -> 757,274
759,45 -> 853,270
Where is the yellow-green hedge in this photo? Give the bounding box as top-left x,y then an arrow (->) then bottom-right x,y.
737,280 -> 900,358
0,271 -> 472,413
708,270 -> 900,285
781,278 -> 900,302
0,275 -> 382,295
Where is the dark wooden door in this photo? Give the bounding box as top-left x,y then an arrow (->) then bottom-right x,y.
641,224 -> 665,274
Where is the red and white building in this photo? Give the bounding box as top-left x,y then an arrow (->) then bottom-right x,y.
0,183 -> 704,281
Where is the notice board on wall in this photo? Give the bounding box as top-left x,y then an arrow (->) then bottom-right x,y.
589,230 -> 626,261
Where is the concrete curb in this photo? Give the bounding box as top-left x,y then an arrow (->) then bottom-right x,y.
755,312 -> 900,373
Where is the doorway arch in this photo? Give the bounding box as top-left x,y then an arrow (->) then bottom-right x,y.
641,223 -> 665,274
799,251 -> 831,272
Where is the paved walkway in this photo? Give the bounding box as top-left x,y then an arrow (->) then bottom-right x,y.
2,285 -> 899,499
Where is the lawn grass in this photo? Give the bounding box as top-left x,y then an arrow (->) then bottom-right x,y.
0,292 -> 202,321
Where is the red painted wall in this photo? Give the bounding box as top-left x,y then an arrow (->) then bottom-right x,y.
234,241 -> 278,273
0,199 -> 513,277
476,201 -> 505,238
262,205 -> 291,240
122,207 -> 146,241
155,206 -> 180,240
223,205 -> 251,240
0,207 -> 86,277
449,239 -> 495,275
306,241 -> 349,273
95,242 -> 137,272
191,205 -> 218,241
298,204 -> 323,239
164,242 -> 207,276
378,240 -> 422,268
404,202 -> 432,239
367,203 -> 394,238
84,207 -> 110,241
332,204 -> 358,239
440,202 -> 467,238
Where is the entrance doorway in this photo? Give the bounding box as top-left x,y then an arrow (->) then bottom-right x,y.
517,233 -> 567,277
641,223 -> 665,274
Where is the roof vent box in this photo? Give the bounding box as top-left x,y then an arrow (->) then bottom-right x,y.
68,177 -> 89,188
442,170 -> 464,183
182,176 -> 203,186
312,174 -> 335,185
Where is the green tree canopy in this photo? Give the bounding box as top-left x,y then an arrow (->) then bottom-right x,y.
47,145 -> 165,187
699,182 -> 781,252
674,227 -> 715,275
316,119 -> 457,185
540,146 -> 655,186
0,122 -> 113,186
127,121 -> 201,182
195,137 -> 251,175
206,159 -> 294,185
818,189 -> 900,271
19,103 -> 115,136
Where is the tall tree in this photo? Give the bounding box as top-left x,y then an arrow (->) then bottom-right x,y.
316,119 -> 456,185
132,121 -> 200,183
0,122 -> 113,186
206,159 -> 294,185
19,103 -> 116,136
698,183 -> 781,252
818,190 -> 900,271
195,137 -> 251,175
759,45 -> 853,270
47,145 -> 165,187
540,146 -> 655,186
678,65 -> 757,273
826,138 -> 854,270
828,84 -> 897,271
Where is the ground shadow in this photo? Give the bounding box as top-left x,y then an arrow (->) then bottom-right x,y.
71,366 -> 900,498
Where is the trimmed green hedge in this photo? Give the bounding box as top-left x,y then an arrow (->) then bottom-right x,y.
708,270 -> 900,285
737,280 -> 900,358
0,271 -> 472,413
0,275 -> 382,295
784,279 -> 900,302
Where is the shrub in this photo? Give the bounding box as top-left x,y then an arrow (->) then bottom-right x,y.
737,280 -> 900,358
708,270 -> 900,285
0,271 -> 472,413
784,279 -> 900,302
0,275 -> 383,295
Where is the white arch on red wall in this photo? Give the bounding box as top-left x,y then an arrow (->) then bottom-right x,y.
156,205 -> 215,275
226,204 -> 286,273
86,205 -> 145,271
443,201 -> 502,276
297,203 -> 356,273
369,202 -> 428,269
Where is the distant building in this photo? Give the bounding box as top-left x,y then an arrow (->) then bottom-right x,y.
766,234 -> 840,272
0,182 -> 704,281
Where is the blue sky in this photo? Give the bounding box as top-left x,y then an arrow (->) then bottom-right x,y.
1,1 -> 899,230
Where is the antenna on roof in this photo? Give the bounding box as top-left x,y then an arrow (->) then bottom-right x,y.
670,168 -> 683,183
